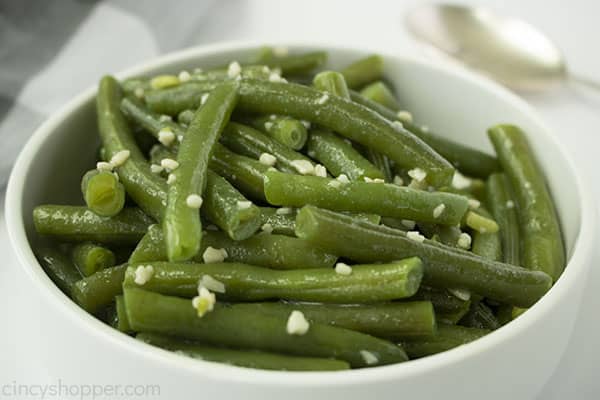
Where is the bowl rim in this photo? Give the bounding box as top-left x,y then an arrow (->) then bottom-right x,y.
5,40 -> 596,386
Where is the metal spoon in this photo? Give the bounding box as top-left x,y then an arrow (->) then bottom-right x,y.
405,3 -> 600,92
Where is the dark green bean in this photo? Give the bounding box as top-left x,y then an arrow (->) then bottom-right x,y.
221,122 -> 314,174
264,170 -> 469,225
349,91 -> 499,178
164,82 -> 238,261
247,115 -> 308,150
260,207 -> 297,236
33,205 -> 152,244
137,332 -> 350,371
115,295 -> 132,332
145,79 -> 455,187
401,324 -> 489,358
123,258 -> 423,303
233,301 -> 436,340
71,264 -> 127,313
36,246 -> 82,295
295,206 -> 552,307
488,125 -> 564,281
129,224 -> 337,270
486,173 -> 520,266
459,301 -> 500,330
81,170 -> 126,217
71,242 -> 116,277
409,286 -> 471,324
307,130 -> 384,180
123,288 -> 408,367
97,75 -> 166,220
340,55 -> 384,89
254,48 -> 327,75
120,97 -> 185,142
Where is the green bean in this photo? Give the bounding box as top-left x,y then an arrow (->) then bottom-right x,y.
233,301 -> 436,340
295,206 -> 552,307
145,79 -> 455,187
97,76 -> 167,220
418,223 -> 463,247
254,48 -> 327,75
120,97 -> 185,142
115,295 -> 132,332
410,286 -> 471,324
210,143 -> 270,201
401,324 -> 489,358
264,170 -> 468,225
349,91 -> 499,178
123,288 -> 408,367
360,81 -> 400,110
488,125 -> 564,281
177,109 -> 195,125
129,225 -> 337,270
137,332 -> 350,371
340,55 -> 384,89
247,115 -> 308,150
71,264 -> 127,313
459,301 -> 500,330
36,246 -> 82,295
80,170 -> 126,217
313,71 -> 351,99
71,242 -> 116,277
464,210 -> 499,233
486,173 -> 520,265
307,130 -> 384,180
220,122 -> 314,174
33,205 -> 152,244
363,148 -> 393,182
123,258 -> 423,303
260,207 -> 297,236
164,82 -> 239,261
203,170 -> 262,240
471,208 -> 502,261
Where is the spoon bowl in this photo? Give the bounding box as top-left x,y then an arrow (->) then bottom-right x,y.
405,4 -> 569,91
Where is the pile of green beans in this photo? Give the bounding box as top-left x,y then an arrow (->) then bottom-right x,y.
32,47 -> 564,371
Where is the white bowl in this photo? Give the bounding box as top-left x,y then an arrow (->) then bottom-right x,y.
5,42 -> 596,400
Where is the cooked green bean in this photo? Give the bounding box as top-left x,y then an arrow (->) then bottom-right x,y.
71,242 -> 116,277
264,170 -> 469,225
313,70 -> 351,99
349,91 -> 499,178
97,75 -> 167,220
145,79 -> 455,187
471,209 -> 502,261
464,210 -> 499,234
33,205 -> 152,244
417,223 -> 463,248
340,55 -> 384,89
459,301 -> 500,330
488,124 -> 564,281
120,97 -> 185,142
401,324 -> 489,358
81,170 -> 126,217
234,301 -> 436,340
295,206 -> 552,307
115,295 -> 132,332
254,48 -> 327,75
307,130 -> 384,180
364,147 -> 393,182
247,115 -> 308,150
123,288 -> 407,367
164,82 -> 239,261
203,170 -> 262,240
137,332 -> 350,371
360,81 -> 400,110
129,224 -> 337,270
36,246 -> 82,295
486,173 -> 520,266
220,122 -> 314,174
410,286 -> 471,324
71,264 -> 127,313
210,143 -> 269,201
260,207 -> 297,236
123,258 -> 423,303
177,109 -> 195,125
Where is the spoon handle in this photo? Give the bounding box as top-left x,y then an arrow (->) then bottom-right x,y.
569,74 -> 600,93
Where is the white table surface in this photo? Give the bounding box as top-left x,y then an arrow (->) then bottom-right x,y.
2,0 -> 599,398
